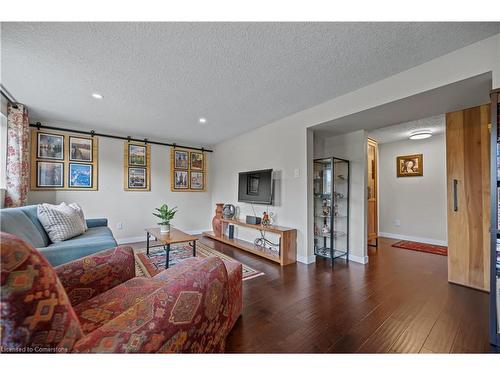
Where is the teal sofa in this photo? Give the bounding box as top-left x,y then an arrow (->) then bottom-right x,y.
0,205 -> 117,266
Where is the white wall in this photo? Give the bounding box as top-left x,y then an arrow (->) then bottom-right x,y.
209,34 -> 499,265
28,136 -> 213,243
317,130 -> 368,263
378,134 -> 447,245
211,119 -> 310,262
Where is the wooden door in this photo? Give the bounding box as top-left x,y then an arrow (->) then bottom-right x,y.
367,138 -> 378,246
446,104 -> 490,291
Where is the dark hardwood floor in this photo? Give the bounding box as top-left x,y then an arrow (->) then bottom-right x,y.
130,236 -> 493,353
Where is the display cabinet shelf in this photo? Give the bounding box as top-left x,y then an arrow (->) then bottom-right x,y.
313,157 -> 349,265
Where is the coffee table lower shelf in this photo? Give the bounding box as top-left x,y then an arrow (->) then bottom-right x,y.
202,231 -> 281,264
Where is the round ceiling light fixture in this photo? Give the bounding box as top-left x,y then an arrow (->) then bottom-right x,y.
91,93 -> 103,99
409,129 -> 432,140
198,117 -> 207,124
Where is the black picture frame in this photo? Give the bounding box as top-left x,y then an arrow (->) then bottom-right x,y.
37,161 -> 64,188
37,132 -> 64,160
68,163 -> 93,188
69,136 -> 93,162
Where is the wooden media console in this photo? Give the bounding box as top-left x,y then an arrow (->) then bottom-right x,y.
202,218 -> 297,266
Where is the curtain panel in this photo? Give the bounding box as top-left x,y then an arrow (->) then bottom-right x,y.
4,103 -> 29,207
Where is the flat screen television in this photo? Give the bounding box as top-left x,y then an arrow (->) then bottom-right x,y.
238,169 -> 273,205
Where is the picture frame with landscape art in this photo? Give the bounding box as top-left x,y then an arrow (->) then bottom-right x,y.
128,167 -> 147,189
123,141 -> 151,191
397,154 -> 423,177
190,151 -> 204,170
69,163 -> 93,188
37,132 -> 64,160
128,144 -> 147,166
69,136 -> 93,162
31,129 -> 98,191
37,161 -> 64,187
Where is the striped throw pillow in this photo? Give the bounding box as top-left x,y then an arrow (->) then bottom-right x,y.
37,203 -> 86,242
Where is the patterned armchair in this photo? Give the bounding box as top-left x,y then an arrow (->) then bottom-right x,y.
0,232 -> 242,353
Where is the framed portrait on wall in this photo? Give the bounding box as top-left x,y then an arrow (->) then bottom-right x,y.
37,132 -> 64,160
69,136 -> 93,162
37,161 -> 64,187
396,154 -> 423,177
123,141 -> 150,191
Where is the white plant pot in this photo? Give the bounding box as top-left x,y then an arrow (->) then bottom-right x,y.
160,224 -> 170,233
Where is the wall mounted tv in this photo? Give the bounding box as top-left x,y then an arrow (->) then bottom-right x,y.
238,169 -> 273,205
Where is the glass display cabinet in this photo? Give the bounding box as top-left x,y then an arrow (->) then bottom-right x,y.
313,157 -> 349,264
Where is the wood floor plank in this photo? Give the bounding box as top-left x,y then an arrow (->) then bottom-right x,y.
127,236 -> 491,353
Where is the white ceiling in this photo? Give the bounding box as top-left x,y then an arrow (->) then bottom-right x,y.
368,115 -> 445,144
1,22 -> 499,146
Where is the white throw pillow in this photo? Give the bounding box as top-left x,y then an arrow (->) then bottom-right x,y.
67,202 -> 88,230
37,203 -> 86,242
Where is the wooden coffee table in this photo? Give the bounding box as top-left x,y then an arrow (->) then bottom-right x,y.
145,227 -> 198,269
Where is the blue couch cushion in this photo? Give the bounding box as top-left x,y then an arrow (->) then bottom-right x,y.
0,206 -> 50,248
37,226 -> 118,266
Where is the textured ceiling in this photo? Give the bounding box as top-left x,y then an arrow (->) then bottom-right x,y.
1,22 -> 499,146
368,115 -> 445,144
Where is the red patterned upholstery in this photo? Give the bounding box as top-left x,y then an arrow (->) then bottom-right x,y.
1,232 -> 242,353
55,246 -> 136,306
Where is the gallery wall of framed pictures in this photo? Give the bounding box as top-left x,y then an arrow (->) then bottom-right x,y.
170,147 -> 206,192
124,141 -> 151,191
30,129 -> 98,190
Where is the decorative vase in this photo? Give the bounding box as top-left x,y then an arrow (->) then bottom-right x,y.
160,224 -> 170,233
212,203 -> 224,237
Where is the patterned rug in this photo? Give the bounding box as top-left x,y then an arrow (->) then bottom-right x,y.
392,240 -> 447,256
134,241 -> 264,281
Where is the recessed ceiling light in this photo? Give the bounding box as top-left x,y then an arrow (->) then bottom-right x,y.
198,117 -> 207,124
91,93 -> 103,99
409,130 -> 432,140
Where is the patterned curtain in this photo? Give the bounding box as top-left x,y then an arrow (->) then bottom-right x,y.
4,103 -> 30,207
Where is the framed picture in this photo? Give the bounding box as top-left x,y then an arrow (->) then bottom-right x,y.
174,170 -> 189,189
69,136 -> 93,162
69,163 -> 93,188
37,161 -> 64,187
37,132 -> 64,160
397,154 -> 423,177
128,144 -> 146,166
128,167 -> 147,189
190,152 -> 204,170
190,171 -> 204,190
174,150 -> 189,170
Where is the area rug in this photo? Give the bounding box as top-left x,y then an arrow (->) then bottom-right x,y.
134,241 -> 264,281
392,240 -> 447,256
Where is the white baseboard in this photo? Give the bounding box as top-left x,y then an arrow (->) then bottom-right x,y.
378,232 -> 447,247
296,253 -> 368,265
116,229 -> 210,245
349,254 -> 369,264
297,255 -> 316,264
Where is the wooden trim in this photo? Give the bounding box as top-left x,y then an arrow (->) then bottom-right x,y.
30,128 -> 98,191
170,147 -> 207,192
367,138 -> 378,243
123,141 -> 151,191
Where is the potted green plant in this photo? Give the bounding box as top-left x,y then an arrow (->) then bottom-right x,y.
153,204 -> 178,233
